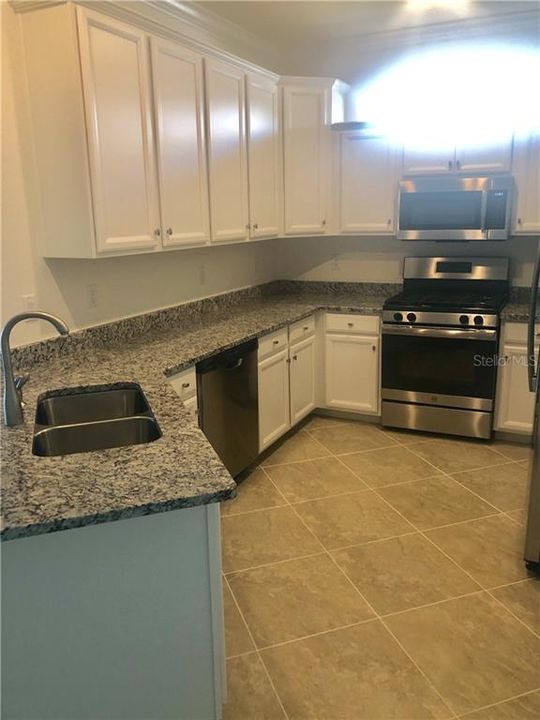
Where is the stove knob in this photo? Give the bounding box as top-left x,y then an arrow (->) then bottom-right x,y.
406,312 -> 417,323
393,312 -> 403,322
459,315 -> 470,325
473,315 -> 484,326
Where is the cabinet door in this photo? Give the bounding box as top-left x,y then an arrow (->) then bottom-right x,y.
325,334 -> 379,414
282,84 -> 328,234
339,133 -> 397,234
290,337 -> 316,425
246,73 -> 280,239
205,59 -> 249,243
456,140 -> 513,173
495,344 -> 535,434
77,8 -> 160,254
150,38 -> 210,248
513,133 -> 540,234
258,349 -> 291,451
402,146 -> 454,175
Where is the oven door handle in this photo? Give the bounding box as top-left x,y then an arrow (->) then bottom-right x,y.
382,325 -> 497,341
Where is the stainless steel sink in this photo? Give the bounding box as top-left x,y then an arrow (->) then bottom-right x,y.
35,386 -> 151,425
32,383 -> 162,457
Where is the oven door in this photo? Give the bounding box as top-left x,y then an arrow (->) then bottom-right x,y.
381,325 -> 499,411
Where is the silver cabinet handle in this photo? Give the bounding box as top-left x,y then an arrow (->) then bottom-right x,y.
166,228 -> 173,235
154,228 -> 161,237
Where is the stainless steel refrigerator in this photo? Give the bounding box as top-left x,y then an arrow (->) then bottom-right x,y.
525,242 -> 540,572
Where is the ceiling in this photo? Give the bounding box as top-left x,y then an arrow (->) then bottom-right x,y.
197,1 -> 537,42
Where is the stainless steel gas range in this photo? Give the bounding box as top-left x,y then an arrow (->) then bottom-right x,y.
381,257 -> 509,440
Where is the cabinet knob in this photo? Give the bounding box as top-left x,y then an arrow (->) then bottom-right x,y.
448,160 -> 453,170
347,322 -> 354,327
245,224 -> 251,230
293,354 -> 298,361
321,219 -> 326,226
456,160 -> 461,170
272,340 -> 280,345
253,223 -> 258,230
286,357 -> 291,364
303,326 -> 309,331
372,345 -> 376,351
166,228 -> 173,235
154,228 -> 161,237
387,218 -> 392,226
518,218 -> 523,225
182,382 -> 190,388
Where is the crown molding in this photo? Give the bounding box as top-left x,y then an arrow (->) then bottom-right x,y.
9,0 -> 281,75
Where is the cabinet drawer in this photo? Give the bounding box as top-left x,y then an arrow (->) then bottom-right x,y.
259,328 -> 288,360
168,366 -> 197,400
503,322 -> 540,344
289,315 -> 315,345
325,313 -> 379,335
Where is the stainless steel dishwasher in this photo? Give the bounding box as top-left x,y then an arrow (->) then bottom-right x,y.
196,339 -> 259,478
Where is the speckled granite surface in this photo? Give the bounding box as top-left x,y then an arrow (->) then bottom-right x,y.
1,283 -> 393,542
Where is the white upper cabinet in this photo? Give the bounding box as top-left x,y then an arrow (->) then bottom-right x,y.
205,58 -> 249,243
339,133 -> 398,234
455,142 -> 513,174
150,38 -> 210,248
246,73 -> 280,239
402,147 -> 455,175
513,133 -> 540,234
402,139 -> 513,175
282,80 -> 329,235
77,8 -> 160,254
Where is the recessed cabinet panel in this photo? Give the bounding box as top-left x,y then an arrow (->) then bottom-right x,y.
282,85 -> 328,234
455,141 -> 513,174
340,134 -> 397,234
247,74 -> 280,239
514,133 -> 540,234
205,59 -> 249,243
290,337 -> 316,424
495,343 -> 535,434
402,146 -> 455,175
325,334 -> 379,414
150,39 -> 210,248
77,9 -> 159,254
258,349 -> 291,451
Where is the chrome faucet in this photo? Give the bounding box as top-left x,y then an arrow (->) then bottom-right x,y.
1,312 -> 70,426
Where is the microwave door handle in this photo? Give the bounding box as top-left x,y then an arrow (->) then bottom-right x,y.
527,241 -> 540,392
480,190 -> 488,237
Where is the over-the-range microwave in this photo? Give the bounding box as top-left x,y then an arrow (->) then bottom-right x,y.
397,175 -> 514,241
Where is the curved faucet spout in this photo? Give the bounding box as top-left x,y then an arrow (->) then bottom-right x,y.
1,312 -> 70,426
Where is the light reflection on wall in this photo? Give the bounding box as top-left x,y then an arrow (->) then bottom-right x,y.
351,43 -> 540,150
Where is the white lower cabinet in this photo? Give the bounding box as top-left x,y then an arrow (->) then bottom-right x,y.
290,336 -> 316,425
325,314 -> 380,414
495,324 -> 535,435
258,316 -> 316,452
258,348 -> 291,451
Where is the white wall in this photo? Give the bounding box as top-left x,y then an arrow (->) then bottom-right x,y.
1,1 -> 278,348
275,234 -> 538,288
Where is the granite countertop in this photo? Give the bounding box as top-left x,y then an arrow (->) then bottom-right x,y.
1,288 -> 390,542
502,303 -> 531,323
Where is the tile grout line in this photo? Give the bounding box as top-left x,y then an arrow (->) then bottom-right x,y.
259,464 -> 459,720
457,686 -> 540,718
334,451 -> 540,647
222,573 -> 291,720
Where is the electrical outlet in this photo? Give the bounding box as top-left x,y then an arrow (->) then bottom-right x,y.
87,283 -> 99,308
22,294 -> 36,312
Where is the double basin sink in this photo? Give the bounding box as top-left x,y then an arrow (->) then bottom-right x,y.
32,383 -> 162,457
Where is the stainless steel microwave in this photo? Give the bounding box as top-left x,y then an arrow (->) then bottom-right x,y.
397,175 -> 514,241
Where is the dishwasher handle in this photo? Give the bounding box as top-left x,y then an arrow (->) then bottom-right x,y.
196,338 -> 257,375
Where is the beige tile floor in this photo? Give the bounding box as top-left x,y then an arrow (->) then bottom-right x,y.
220,416 -> 540,720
